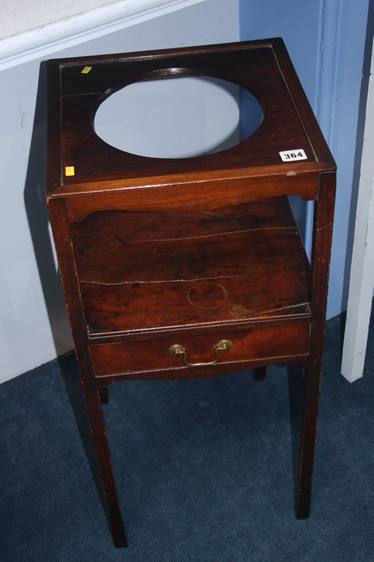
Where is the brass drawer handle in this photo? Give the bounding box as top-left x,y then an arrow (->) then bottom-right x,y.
169,339 -> 233,367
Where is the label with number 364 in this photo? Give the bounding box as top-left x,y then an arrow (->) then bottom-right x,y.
279,149 -> 307,162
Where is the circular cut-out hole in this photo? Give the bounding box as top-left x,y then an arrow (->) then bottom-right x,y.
94,76 -> 263,159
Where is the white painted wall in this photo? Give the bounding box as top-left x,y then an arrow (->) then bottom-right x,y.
0,0 -> 118,39
0,0 -> 239,384
94,77 -> 262,158
0,0 -> 204,70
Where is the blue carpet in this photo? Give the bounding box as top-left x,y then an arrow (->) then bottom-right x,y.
1,314 -> 374,561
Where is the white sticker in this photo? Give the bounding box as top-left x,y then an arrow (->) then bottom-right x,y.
279,149 -> 307,162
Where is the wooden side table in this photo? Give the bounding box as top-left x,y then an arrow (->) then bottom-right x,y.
46,39 -> 336,548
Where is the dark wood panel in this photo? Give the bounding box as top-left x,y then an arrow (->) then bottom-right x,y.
59,43 -> 275,96
90,319 -> 310,378
81,274 -> 309,334
72,197 -> 306,283
77,228 -> 304,283
72,196 -> 296,242
64,172 -> 319,221
72,198 -> 310,333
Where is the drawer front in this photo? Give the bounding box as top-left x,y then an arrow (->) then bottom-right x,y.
90,321 -> 310,378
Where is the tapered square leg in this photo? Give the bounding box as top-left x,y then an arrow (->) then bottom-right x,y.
84,382 -> 127,547
296,361 -> 322,519
253,366 -> 267,382
295,173 -> 336,518
99,387 -> 109,404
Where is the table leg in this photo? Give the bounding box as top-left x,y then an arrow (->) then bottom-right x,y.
83,382 -> 127,547
99,387 -> 109,404
253,366 -> 267,382
296,172 -> 335,518
295,361 -> 322,518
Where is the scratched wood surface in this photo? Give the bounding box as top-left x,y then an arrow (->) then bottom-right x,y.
71,197 -> 310,334
90,319 -> 310,378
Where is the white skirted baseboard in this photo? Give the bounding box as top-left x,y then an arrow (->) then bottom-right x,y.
0,0 -> 204,71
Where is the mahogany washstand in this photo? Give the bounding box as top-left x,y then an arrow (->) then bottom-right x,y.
46,39 -> 336,547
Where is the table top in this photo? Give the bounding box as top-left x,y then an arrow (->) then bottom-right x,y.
46,38 -> 335,198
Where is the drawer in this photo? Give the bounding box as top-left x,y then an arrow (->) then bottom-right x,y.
90,320 -> 310,379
